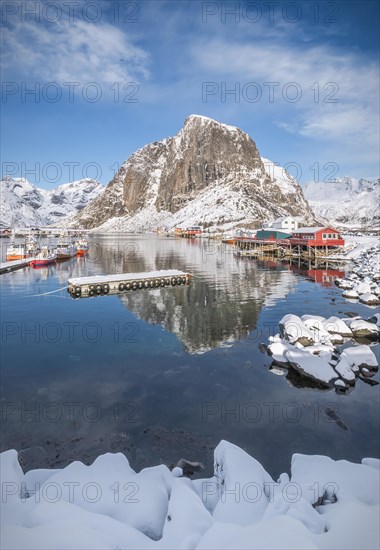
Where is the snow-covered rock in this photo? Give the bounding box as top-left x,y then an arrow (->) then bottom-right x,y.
359,293 -> 380,305
285,349 -> 338,386
339,345 -> 379,371
334,357 -> 356,383
266,310 -> 379,391
353,281 -> 373,295
0,450 -> 31,527
346,319 -> 380,339
362,458 -> 380,470
267,337 -> 294,364
322,317 -> 353,337
212,440 -> 273,526
161,479 -> 212,548
302,319 -> 332,345
0,441 -> 380,550
342,289 -> 359,299
1,443 -> 379,550
335,279 -> 354,290
37,453 -> 173,540
291,453 -> 380,506
279,314 -> 315,346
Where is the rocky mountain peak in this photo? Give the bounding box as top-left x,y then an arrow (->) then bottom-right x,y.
70,115 -> 315,231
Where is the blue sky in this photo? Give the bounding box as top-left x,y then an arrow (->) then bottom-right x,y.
1,0 -> 379,188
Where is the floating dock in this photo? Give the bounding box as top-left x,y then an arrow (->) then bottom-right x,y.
67,270 -> 191,298
0,258 -> 36,274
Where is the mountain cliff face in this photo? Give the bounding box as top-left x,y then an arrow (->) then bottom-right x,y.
0,177 -> 104,228
72,115 -> 315,231
304,177 -> 380,227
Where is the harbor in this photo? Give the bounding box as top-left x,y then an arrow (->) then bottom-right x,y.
0,232 -> 89,274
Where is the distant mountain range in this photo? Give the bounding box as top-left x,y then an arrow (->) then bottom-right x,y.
304,177 -> 379,228
0,177 -> 104,228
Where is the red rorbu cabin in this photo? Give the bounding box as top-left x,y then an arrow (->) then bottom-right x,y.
290,227 -> 345,248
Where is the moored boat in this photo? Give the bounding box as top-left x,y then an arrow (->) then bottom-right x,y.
6,237 -> 38,261
75,238 -> 89,256
30,245 -> 57,267
6,243 -> 28,261
222,237 -> 237,245
56,238 -> 77,260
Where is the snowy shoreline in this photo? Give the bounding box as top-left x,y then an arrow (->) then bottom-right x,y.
264,240 -> 380,391
265,312 -> 379,391
1,440 -> 379,549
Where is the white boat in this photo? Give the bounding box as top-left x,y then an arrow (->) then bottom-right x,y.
56,238 -> 77,260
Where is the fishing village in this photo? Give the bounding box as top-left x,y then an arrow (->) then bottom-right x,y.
0,216 -> 349,288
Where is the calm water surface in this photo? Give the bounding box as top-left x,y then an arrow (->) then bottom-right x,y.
1,235 -> 379,477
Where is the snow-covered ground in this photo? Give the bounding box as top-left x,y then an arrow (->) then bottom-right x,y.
335,242 -> 380,305
1,440 -> 379,549
339,235 -> 380,259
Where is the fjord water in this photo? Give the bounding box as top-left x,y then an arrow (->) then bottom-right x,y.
1,236 -> 379,477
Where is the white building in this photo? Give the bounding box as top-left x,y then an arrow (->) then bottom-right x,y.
263,216 -> 299,231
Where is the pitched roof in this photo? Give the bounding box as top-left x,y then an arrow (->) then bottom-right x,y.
273,216 -> 295,223
294,227 -> 325,233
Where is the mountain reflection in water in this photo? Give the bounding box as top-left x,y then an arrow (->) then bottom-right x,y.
94,236 -> 298,353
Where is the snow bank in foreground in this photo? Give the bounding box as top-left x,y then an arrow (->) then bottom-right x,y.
1,441 -> 379,549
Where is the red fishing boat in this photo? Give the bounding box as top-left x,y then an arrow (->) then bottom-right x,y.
30,246 -> 57,268
75,238 -> 89,256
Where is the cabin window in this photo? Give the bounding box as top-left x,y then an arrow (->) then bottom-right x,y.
322,233 -> 327,239
328,233 -> 332,238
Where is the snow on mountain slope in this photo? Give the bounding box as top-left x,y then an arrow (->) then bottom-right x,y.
304,177 -> 379,227
0,177 -> 104,227
71,115 -> 315,232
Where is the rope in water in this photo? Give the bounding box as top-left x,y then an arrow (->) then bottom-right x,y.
28,286 -> 68,297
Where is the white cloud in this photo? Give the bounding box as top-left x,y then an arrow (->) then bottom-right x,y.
1,19 -> 149,85
191,39 -> 379,149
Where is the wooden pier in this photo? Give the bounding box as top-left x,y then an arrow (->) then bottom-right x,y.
67,270 -> 191,299
235,239 -> 280,256
0,258 -> 36,274
235,238 -> 346,262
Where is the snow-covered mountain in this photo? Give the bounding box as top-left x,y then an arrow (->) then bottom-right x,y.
304,177 -> 380,228
0,177 -> 104,228
71,115 -> 315,232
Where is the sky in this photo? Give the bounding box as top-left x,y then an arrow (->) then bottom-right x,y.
1,0 -> 379,189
